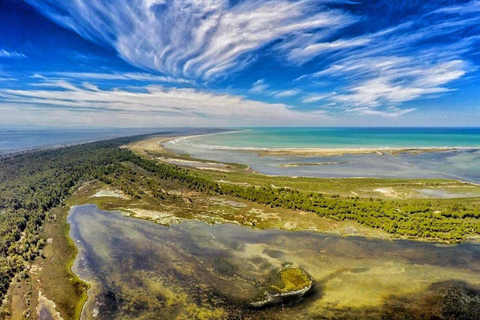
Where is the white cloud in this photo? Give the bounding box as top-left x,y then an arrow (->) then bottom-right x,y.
302,93 -> 335,103
0,78 -> 330,127
298,1 -> 480,113
49,72 -> 195,84
347,107 -> 416,117
273,89 -> 301,98
26,0 -> 353,79
0,49 -> 26,59
250,80 -> 300,98
328,59 -> 466,108
15,0 -> 480,121
250,79 -> 270,94
286,38 -> 370,64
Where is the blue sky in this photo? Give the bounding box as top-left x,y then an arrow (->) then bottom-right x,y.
1,0 -> 480,127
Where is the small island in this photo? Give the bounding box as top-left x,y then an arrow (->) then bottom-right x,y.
251,268 -> 313,308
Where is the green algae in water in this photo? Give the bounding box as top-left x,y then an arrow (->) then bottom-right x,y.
274,268 -> 312,293
69,204 -> 480,319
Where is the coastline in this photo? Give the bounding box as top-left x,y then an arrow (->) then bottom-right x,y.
9,131 -> 480,319
164,131 -> 479,157
67,205 -> 94,320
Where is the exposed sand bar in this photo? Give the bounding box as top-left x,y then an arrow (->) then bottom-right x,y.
124,135 -> 176,156
253,147 -> 463,157
127,134 -> 479,158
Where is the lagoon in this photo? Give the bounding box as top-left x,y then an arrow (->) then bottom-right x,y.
69,204 -> 480,319
165,128 -> 480,183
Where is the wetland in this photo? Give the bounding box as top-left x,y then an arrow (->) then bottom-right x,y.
3,132 -> 480,320
69,204 -> 480,319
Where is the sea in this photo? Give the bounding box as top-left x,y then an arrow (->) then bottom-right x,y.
165,127 -> 480,183
180,127 -> 480,149
3,127 -> 480,183
0,128 -> 216,155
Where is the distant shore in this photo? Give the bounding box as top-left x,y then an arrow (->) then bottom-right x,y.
165,134 -> 473,157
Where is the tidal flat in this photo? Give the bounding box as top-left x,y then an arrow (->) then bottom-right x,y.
69,204 -> 480,319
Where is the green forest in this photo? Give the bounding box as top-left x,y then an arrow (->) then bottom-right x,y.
1,135 -> 480,305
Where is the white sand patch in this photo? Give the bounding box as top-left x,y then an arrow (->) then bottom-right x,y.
248,208 -> 280,220
216,180 -> 250,186
157,157 -> 232,171
374,187 -> 400,198
282,222 -> 298,230
91,189 -> 129,199
36,291 -> 64,320
125,208 -> 182,225
209,197 -> 247,208
196,167 -> 231,172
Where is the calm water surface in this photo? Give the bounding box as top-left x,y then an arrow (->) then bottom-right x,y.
69,205 -> 480,319
166,128 -> 480,183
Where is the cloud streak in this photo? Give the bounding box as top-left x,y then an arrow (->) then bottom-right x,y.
46,72 -> 195,85
13,0 -> 480,123
0,49 -> 26,59
296,1 -> 480,114
0,76 -> 329,127
26,0 -> 353,80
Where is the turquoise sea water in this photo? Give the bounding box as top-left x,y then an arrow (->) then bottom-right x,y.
186,128 -> 480,149
165,128 -> 480,183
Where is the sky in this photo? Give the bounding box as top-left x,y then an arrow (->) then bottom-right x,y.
1,0 -> 480,128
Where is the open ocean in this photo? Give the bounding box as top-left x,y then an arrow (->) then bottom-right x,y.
183,127 -> 480,149
0,128 -> 174,155
0,128 -> 223,155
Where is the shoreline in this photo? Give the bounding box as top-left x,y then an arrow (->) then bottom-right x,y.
164,132 -> 479,157
67,205 -> 99,320
67,205 -> 93,320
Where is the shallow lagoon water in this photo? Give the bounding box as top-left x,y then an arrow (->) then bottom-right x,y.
166,134 -> 480,183
69,205 -> 480,319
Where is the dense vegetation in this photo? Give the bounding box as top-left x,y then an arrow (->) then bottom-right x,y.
125,155 -> 480,241
0,137 -> 137,305
1,135 -> 480,307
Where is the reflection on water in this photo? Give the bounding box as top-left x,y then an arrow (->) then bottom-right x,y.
69,205 -> 480,319
166,139 -> 480,183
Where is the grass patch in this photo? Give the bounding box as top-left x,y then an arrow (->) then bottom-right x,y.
30,205 -> 89,320
272,268 -> 312,293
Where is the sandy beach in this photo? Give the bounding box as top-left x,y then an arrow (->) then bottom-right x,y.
142,134 -> 463,158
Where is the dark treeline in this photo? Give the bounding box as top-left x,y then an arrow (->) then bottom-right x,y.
1,136 -> 480,304
125,156 -> 480,241
0,136 -> 144,303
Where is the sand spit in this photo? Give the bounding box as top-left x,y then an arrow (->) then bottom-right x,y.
255,147 -> 459,157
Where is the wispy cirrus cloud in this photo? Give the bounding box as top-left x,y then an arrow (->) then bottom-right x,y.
0,49 -> 26,59
12,0 -> 480,123
296,1 -> 480,115
44,72 -> 195,85
26,0 -> 354,80
250,79 -> 300,98
324,58 -> 468,108
250,79 -> 270,94
0,76 -> 329,127
347,107 -> 416,118
302,93 -> 336,103
273,89 -> 301,98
